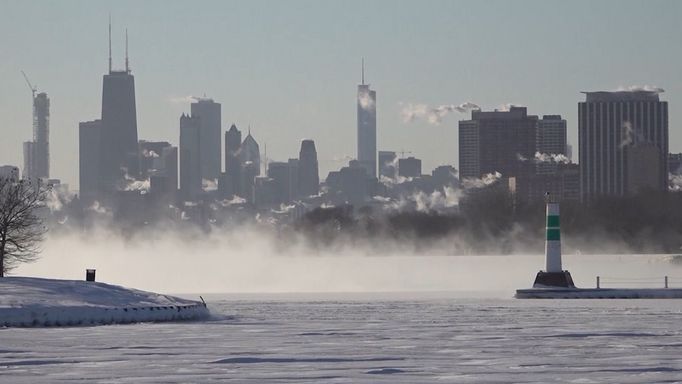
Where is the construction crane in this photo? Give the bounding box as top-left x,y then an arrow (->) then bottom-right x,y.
21,70 -> 37,100
398,149 -> 412,158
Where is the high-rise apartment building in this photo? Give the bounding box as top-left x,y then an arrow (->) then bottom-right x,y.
579,91 -> 668,201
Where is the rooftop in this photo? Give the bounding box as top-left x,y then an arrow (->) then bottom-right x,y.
582,90 -> 662,102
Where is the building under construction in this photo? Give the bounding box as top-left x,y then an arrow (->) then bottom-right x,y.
22,71 -> 50,181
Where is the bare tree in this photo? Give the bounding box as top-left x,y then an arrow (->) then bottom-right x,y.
0,176 -> 49,277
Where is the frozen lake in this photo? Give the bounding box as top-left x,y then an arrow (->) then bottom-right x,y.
2,294 -> 682,383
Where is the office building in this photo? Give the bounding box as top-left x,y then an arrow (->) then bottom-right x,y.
459,106 -> 538,180
579,90 -> 668,201
398,156 -> 422,178
78,120 -> 103,201
536,115 -> 567,175
100,25 -> 139,191
191,98 -> 221,181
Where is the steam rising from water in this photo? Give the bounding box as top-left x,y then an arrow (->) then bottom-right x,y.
15,227 -> 682,295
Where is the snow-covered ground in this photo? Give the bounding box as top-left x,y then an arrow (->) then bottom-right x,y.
0,277 -> 209,327
2,294 -> 682,383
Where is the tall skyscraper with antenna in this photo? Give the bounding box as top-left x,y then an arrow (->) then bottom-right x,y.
100,19 -> 139,192
357,59 -> 377,178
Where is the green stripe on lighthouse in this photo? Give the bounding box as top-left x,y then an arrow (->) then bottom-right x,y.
547,215 -> 560,227
546,228 -> 560,241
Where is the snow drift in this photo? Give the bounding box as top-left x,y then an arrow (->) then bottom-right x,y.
0,277 -> 209,327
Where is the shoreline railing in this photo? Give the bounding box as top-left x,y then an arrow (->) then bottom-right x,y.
595,276 -> 679,289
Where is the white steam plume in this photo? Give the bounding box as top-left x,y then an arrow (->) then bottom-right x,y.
620,121 -> 634,148
401,102 -> 480,125
670,174 -> 682,192
461,172 -> 502,189
168,95 -> 196,105
614,85 -> 664,93
358,92 -> 375,111
45,187 -> 75,213
202,179 -> 218,192
518,152 -> 571,164
142,149 -> 159,158
121,173 -> 150,193
496,103 -> 520,112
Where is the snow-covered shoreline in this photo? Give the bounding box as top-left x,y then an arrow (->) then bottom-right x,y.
0,277 -> 209,327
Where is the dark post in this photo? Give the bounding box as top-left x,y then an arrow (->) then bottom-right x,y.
86,269 -> 96,282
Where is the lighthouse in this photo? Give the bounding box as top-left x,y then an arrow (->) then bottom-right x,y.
532,197 -> 575,288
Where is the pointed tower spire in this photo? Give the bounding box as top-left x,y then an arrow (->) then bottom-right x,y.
125,28 -> 129,73
108,14 -> 112,73
361,57 -> 365,85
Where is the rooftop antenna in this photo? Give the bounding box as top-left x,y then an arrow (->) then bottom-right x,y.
361,57 -> 365,85
125,28 -> 129,73
108,14 -> 112,73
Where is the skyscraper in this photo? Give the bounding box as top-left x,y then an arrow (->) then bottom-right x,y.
23,91 -> 50,181
357,60 -> 377,178
298,139 -> 319,197
79,119 -> 103,202
267,161 -> 291,205
179,113 -> 202,200
459,106 -> 538,180
100,26 -> 139,192
223,124 -> 242,197
239,131 -> 261,200
191,98 -> 221,181
579,90 -> 668,201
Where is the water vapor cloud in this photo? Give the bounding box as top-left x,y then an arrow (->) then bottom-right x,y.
614,85 -> 665,93
401,102 -> 480,125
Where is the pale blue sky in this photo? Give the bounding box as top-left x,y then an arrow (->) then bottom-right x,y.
1,0 -> 680,189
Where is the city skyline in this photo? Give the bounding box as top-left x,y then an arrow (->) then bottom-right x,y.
1,0 -> 681,190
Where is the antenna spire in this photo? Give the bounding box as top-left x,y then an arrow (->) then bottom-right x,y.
108,14 -> 112,73
125,28 -> 129,73
361,57 -> 365,85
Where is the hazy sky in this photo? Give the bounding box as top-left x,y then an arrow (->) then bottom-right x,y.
1,0 -> 680,190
